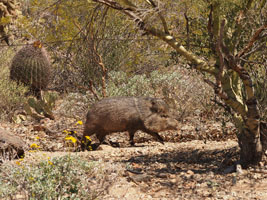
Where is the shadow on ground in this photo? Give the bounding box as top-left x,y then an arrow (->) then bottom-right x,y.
120,146 -> 240,175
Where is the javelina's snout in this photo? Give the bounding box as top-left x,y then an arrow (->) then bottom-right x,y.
81,96 -> 179,150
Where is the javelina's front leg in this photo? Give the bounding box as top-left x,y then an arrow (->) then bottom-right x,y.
128,130 -> 137,146
145,129 -> 164,144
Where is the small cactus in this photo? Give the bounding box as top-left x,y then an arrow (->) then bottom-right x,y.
24,92 -> 57,120
10,41 -> 51,98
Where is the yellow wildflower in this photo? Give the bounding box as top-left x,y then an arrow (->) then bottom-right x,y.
15,161 -> 21,165
65,136 -> 77,144
76,120 -> 83,125
85,136 -> 92,141
35,136 -> 40,140
30,143 -> 40,149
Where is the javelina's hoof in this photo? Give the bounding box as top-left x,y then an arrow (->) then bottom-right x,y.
109,141 -> 120,147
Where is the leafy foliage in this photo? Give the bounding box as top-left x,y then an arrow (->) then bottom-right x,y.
0,155 -> 118,199
0,47 -> 28,120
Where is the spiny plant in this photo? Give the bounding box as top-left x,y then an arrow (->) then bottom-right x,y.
10,41 -> 52,99
24,92 -> 57,120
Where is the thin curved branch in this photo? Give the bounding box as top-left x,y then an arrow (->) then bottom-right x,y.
238,23 -> 267,58
92,0 -> 216,75
145,0 -> 169,34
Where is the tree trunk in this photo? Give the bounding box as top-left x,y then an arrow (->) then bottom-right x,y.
237,123 -> 266,168
260,121 -> 267,153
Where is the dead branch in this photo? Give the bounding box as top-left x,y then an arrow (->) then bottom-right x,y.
215,19 -> 226,93
145,0 -> 169,34
184,12 -> 190,49
238,24 -> 267,58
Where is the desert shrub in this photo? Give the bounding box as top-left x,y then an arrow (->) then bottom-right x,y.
0,155 -> 119,199
0,48 -> 29,121
107,65 -> 218,119
0,78 -> 29,120
57,65 -> 220,121
252,65 -> 267,121
55,92 -> 96,119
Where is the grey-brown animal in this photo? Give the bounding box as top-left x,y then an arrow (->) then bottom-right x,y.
81,96 -> 179,150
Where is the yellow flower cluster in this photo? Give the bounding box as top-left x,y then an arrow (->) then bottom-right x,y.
75,120 -> 83,125
30,143 -> 40,149
47,157 -> 53,165
65,136 -> 77,144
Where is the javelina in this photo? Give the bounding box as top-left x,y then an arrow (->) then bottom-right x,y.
82,97 -> 179,150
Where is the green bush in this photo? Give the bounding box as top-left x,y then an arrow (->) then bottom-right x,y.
0,78 -> 29,120
107,66 -> 217,119
57,66 -> 219,121
0,48 -> 29,121
0,155 -> 118,199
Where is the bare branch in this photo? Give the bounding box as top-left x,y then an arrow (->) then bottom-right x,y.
232,0 -> 256,50
145,0 -> 169,34
216,19 -> 226,92
93,0 -> 217,75
238,23 -> 267,58
184,12 -> 190,49
242,43 -> 266,58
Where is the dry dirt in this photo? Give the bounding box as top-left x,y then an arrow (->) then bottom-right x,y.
20,139 -> 267,200
1,113 -> 267,199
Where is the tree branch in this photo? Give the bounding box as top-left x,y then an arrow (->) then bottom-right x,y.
216,19 -> 247,117
93,0 -> 217,75
238,23 -> 267,58
145,0 -> 169,34
216,19 -> 226,91
231,0 -> 255,50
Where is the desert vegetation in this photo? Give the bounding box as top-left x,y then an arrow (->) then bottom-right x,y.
0,0 -> 266,199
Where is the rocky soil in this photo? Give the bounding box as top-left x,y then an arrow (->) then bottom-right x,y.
13,139 -> 266,200
1,110 -> 266,199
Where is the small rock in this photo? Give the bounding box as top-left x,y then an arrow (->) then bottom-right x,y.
170,178 -> 177,184
129,174 -> 151,183
236,164 -> 243,175
187,170 -> 194,175
259,162 -> 264,168
156,173 -> 168,178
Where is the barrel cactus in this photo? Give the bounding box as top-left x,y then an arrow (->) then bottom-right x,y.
10,41 -> 51,98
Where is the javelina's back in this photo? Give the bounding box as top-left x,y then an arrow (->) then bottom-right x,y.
82,97 -> 178,150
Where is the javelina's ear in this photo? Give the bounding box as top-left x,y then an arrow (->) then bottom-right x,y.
150,99 -> 160,113
150,98 -> 169,114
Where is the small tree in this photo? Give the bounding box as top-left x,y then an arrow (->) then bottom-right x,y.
92,0 -> 267,167
0,0 -> 20,44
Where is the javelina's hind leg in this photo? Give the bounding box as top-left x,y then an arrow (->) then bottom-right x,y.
128,131 -> 137,146
96,132 -> 107,146
145,129 -> 164,144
